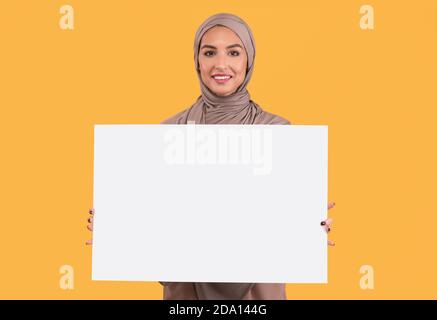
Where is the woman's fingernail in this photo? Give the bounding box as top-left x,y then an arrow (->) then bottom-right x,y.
321,221 -> 326,226
328,227 -> 331,232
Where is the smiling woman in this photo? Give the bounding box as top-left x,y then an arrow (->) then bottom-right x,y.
158,12 -> 292,300
86,11 -> 335,301
198,26 -> 248,97
160,13 -> 290,126
155,12 -> 334,300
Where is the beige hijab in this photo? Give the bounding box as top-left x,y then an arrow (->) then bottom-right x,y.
160,13 -> 289,300
162,12 -> 290,126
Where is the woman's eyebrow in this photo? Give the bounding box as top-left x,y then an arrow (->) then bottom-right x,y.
200,44 -> 243,50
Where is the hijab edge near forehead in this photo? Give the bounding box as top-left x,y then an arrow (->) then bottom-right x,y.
195,24 -> 254,69
194,16 -> 256,93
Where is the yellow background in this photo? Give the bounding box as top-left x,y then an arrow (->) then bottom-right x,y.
0,0 -> 436,299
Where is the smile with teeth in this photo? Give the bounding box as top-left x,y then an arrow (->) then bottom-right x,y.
212,75 -> 232,84
213,75 -> 231,80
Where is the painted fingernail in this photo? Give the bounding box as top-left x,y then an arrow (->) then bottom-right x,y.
321,221 -> 326,226
328,227 -> 331,232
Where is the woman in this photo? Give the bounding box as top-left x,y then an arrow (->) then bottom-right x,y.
86,13 -> 335,300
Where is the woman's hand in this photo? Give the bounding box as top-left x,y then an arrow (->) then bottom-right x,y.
321,202 -> 335,246
86,208 -> 94,246
86,204 -> 336,246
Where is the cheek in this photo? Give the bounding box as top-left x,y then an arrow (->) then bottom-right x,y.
234,60 -> 247,81
199,59 -> 212,79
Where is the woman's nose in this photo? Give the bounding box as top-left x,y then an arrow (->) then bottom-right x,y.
214,52 -> 229,70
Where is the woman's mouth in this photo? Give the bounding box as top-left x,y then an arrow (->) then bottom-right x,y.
212,74 -> 232,84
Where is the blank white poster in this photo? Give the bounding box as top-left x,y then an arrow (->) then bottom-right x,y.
92,124 -> 328,283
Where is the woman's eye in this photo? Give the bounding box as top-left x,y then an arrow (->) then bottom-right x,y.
203,51 -> 240,57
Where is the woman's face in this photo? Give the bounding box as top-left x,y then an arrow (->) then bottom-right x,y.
198,26 -> 248,97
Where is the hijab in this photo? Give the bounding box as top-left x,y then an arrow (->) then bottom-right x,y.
160,13 -> 290,300
161,12 -> 290,126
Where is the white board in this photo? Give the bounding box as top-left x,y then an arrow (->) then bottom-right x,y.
92,124 -> 328,283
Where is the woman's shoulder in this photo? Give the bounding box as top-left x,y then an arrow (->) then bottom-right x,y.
161,104 -> 291,125
256,109 -> 291,125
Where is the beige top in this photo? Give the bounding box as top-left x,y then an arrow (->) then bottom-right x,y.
162,282 -> 286,300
